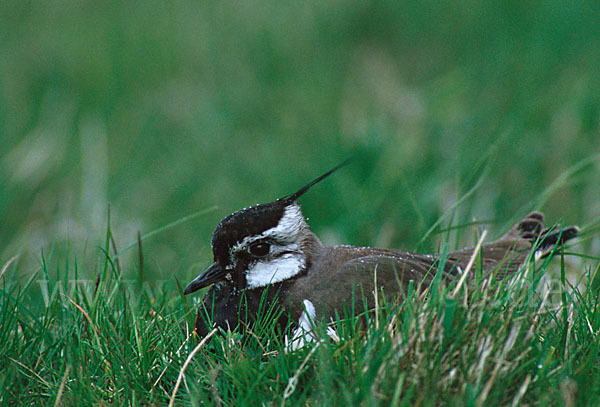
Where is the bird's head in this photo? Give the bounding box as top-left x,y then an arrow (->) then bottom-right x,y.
184,161 -> 349,295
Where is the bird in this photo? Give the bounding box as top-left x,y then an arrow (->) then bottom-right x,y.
183,162 -> 578,345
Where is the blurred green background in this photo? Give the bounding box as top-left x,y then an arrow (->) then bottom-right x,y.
2,0 -> 599,283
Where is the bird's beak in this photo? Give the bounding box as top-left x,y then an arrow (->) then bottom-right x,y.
184,262 -> 227,294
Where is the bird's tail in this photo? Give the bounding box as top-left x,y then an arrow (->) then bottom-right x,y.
448,211 -> 578,281
502,211 -> 579,257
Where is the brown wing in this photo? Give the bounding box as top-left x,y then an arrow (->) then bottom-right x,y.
285,211 -> 578,322
286,252 -> 457,321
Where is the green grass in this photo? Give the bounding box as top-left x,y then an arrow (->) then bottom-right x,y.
1,210 -> 599,405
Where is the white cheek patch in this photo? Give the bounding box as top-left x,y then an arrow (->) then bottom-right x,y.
228,203 -> 306,289
287,299 -> 317,351
245,253 -> 305,288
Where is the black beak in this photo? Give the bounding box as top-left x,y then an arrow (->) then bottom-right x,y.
184,262 -> 227,294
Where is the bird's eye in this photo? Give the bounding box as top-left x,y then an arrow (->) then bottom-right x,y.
249,242 -> 270,257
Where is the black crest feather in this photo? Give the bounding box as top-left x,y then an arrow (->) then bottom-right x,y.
282,159 -> 351,203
